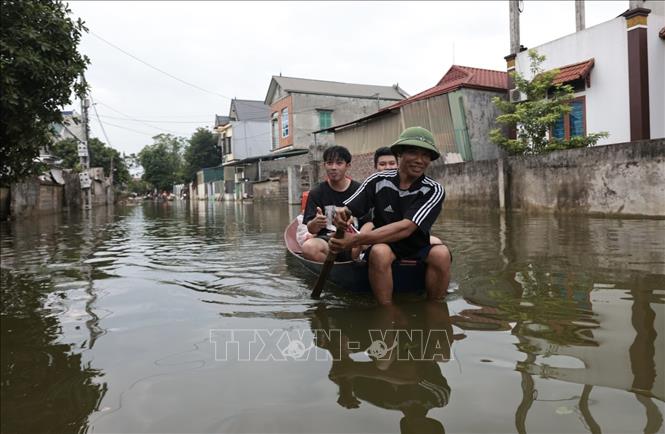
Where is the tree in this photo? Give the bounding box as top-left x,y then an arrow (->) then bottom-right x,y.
183,128 -> 221,182
490,49 -> 607,155
50,137 -> 130,186
138,134 -> 185,192
0,0 -> 89,185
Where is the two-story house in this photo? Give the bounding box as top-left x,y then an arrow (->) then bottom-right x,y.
216,99 -> 271,200
264,75 -> 409,155
505,0 -> 664,146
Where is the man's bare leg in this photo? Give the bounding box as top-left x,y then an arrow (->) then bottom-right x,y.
302,237 -> 329,262
424,244 -> 452,301
368,243 -> 396,305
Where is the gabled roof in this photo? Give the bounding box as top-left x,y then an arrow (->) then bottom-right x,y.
264,75 -> 409,104
230,99 -> 270,121
318,65 -> 507,133
214,115 -> 231,127
551,59 -> 595,86
387,65 -> 508,110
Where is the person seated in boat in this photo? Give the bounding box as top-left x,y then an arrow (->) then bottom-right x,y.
330,127 -> 452,305
302,145 -> 361,262
353,147 -> 444,259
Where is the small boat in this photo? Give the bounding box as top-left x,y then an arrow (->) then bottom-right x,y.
284,219 -> 426,293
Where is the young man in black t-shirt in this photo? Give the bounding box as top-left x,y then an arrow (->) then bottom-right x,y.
330,127 -> 452,305
302,145 -> 360,262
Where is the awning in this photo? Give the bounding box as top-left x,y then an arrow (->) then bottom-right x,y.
551,59 -> 595,86
222,148 -> 309,167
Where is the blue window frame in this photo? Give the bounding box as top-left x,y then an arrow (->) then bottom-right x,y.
552,97 -> 586,140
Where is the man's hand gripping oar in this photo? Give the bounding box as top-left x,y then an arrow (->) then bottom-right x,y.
310,207 -> 353,299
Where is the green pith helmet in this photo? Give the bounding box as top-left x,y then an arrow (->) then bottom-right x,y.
390,126 -> 440,161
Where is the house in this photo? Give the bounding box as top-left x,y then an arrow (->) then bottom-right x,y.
316,65 -> 508,180
215,99 -> 271,200
264,75 -> 408,154
505,0 -> 664,146
51,110 -> 85,143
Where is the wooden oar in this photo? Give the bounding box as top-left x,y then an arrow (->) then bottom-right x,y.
310,226 -> 346,299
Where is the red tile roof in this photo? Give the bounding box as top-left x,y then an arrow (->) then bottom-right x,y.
386,65 -> 508,110
551,59 -> 595,85
321,65 -> 507,133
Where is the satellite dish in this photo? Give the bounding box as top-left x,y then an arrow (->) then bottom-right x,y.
518,0 -> 524,12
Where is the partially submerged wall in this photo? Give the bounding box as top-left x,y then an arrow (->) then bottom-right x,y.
10,179 -> 64,218
506,140 -> 664,216
428,139 -> 664,217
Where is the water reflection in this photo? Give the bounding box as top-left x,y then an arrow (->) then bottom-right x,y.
0,202 -> 663,433
0,207 -> 127,433
309,302 -> 464,434
440,210 -> 665,433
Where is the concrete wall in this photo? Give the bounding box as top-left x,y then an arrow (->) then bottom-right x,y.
460,88 -> 506,161
10,179 -> 64,218
428,139 -> 664,217
428,158 -> 501,209
507,140 -> 664,216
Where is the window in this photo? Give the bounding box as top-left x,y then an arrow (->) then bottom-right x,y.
281,108 -> 289,138
271,114 -> 279,149
318,110 -> 333,131
552,97 -> 586,140
223,136 -> 232,155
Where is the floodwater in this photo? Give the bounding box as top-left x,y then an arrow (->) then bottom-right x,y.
1,201 -> 663,434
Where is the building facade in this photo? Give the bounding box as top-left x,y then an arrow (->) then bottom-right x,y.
264,75 -> 408,155
319,65 -> 508,180
508,0 -> 664,146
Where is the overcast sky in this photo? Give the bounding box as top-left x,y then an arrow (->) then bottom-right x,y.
65,1 -> 627,156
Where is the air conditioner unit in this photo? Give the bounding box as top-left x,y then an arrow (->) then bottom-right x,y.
509,89 -> 526,103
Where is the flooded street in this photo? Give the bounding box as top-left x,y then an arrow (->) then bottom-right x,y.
1,201 -> 663,434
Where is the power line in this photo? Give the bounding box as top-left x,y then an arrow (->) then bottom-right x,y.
98,114 -> 211,124
90,31 -> 233,101
97,120 -> 162,137
94,99 -> 182,135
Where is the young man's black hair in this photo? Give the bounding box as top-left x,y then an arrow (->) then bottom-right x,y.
373,147 -> 395,168
323,145 -> 352,164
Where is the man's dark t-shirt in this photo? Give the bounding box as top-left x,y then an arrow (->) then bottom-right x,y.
343,169 -> 444,258
303,180 -> 361,237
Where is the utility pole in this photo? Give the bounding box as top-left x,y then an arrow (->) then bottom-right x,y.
575,0 -> 586,31
78,74 -> 92,210
509,0 -> 521,56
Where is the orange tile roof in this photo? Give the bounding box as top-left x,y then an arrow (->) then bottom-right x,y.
386,65 -> 508,110
551,59 -> 595,85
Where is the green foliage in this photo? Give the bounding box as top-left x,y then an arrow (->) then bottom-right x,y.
138,134 -> 185,192
490,49 -> 608,155
50,137 -> 130,186
51,138 -> 80,170
0,0 -> 90,184
127,177 -> 149,194
183,128 -> 221,182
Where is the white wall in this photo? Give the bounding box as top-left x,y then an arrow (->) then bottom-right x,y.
231,120 -> 271,160
647,9 -> 665,139
516,18 -> 631,145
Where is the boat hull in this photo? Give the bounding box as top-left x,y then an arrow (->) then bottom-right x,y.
284,219 -> 425,293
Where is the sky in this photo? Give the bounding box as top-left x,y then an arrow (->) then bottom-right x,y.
64,1 -> 628,156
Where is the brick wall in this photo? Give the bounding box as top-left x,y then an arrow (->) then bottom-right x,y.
270,95 -> 294,149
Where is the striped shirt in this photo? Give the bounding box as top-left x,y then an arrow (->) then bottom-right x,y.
343,170 -> 445,258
